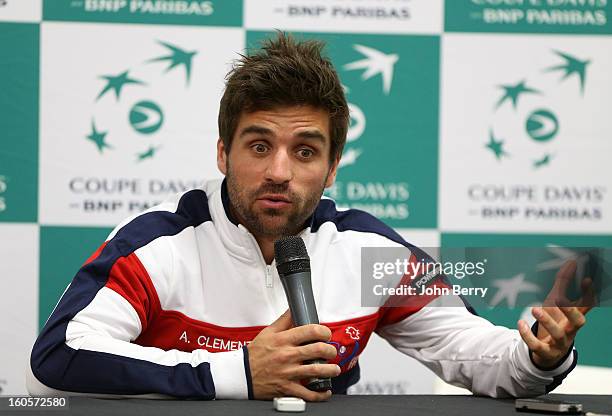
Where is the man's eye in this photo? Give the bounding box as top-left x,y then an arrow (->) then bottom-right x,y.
252,144 -> 268,153
298,148 -> 314,159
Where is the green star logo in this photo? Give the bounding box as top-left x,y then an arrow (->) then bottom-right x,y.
96,70 -> 145,101
87,39 -> 197,163
485,130 -> 508,160
486,50 -> 593,169
496,80 -> 540,110
86,120 -> 112,153
533,154 -> 552,169
137,145 -> 161,162
148,41 -> 197,85
546,50 -> 590,94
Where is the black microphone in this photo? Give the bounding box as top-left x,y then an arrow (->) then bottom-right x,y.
274,235 -> 333,392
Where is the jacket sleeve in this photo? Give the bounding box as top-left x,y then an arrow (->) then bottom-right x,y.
376,296 -> 577,398
28,239 -> 251,399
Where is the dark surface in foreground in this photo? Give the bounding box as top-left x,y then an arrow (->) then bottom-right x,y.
8,394 -> 612,416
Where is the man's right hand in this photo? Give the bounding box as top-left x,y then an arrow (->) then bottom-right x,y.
246,309 -> 341,401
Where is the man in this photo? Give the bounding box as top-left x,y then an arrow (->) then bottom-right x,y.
28,33 -> 589,401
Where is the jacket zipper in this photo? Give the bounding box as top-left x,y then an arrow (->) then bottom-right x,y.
265,265 -> 273,288
241,228 -> 274,289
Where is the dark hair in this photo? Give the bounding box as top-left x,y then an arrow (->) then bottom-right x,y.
218,32 -> 349,164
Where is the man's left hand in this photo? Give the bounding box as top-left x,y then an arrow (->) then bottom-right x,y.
517,260 -> 596,369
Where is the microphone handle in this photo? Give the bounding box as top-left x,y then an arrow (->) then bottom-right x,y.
280,272 -> 333,392
281,272 -> 319,326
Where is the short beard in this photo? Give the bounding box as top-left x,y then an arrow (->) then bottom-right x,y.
225,161 -> 329,239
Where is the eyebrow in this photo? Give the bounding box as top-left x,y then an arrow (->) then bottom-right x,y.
238,125 -> 327,144
295,130 -> 327,144
239,125 -> 273,138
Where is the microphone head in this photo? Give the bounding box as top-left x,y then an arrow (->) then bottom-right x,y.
274,236 -> 311,275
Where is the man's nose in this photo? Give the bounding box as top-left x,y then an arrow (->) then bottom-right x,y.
264,150 -> 293,183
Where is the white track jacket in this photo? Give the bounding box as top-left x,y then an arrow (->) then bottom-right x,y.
28,179 -> 577,399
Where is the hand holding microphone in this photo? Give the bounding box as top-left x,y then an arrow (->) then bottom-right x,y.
246,236 -> 339,401
274,236 -> 334,393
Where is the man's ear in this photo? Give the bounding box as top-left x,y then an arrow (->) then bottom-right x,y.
217,138 -> 227,175
325,155 -> 341,188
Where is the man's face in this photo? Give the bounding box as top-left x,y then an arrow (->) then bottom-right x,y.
217,105 -> 339,239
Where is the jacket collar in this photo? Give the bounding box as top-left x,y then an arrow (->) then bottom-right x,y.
220,178 -> 240,227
